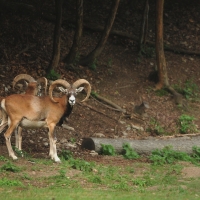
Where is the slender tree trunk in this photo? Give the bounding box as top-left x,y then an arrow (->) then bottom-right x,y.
155,0 -> 169,90
47,0 -> 63,73
155,0 -> 184,105
80,0 -> 120,66
139,0 -> 149,53
65,0 -> 83,65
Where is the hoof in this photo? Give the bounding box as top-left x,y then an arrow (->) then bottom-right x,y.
11,155 -> 18,160
54,157 -> 61,163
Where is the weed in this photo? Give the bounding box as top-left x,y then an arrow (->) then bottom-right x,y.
0,177 -> 23,186
101,144 -> 116,156
149,146 -> 192,165
0,161 -> 21,172
22,173 -> 32,180
88,175 -> 103,184
70,137 -> 76,143
111,181 -> 130,191
69,158 -> 95,172
0,155 -> 8,161
46,69 -> 60,80
59,149 -> 73,160
59,169 -> 67,178
89,59 -> 97,70
178,114 -> 197,134
91,90 -> 98,98
147,118 -> 165,135
122,143 -> 140,159
191,146 -> 200,164
173,79 -> 199,100
13,146 -> 29,158
155,88 -> 168,96
139,45 -> 155,58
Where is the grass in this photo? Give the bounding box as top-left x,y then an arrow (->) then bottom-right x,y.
1,147 -> 200,200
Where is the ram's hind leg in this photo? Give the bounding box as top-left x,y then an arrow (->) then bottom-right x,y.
4,120 -> 20,160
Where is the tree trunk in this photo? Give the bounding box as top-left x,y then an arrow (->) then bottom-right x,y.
154,0 -> 184,105
81,135 -> 200,155
139,0 -> 149,52
80,0 -> 120,66
155,0 -> 169,90
65,0 -> 83,65
47,0 -> 63,73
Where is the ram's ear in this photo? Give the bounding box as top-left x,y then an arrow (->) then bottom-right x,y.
58,87 -> 68,93
76,87 -> 84,93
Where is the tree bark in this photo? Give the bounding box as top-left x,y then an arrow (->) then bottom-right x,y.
65,0 -> 83,65
81,135 -> 200,155
139,0 -> 149,52
47,0 -> 63,73
80,0 -> 120,66
155,0 -> 169,90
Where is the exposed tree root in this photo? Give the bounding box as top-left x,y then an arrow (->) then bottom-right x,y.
91,93 -> 126,113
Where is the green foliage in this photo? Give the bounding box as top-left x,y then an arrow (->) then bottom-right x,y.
69,158 -> 95,172
101,144 -> 116,156
46,69 -> 60,80
107,58 -> 113,68
149,146 -> 193,165
139,45 -> 155,58
173,79 -> 199,100
155,88 -> 168,96
0,161 -> 21,172
21,173 -> 32,180
59,149 -> 73,160
178,114 -> 197,134
122,143 -> 140,159
89,59 -> 97,70
0,178 -> 23,186
91,91 -> 98,98
191,146 -> 200,163
70,137 -> 76,143
147,118 -> 165,135
0,156 -> 8,161
59,169 -> 67,178
13,146 -> 29,158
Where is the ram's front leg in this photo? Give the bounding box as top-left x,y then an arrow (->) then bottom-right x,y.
48,123 -> 60,163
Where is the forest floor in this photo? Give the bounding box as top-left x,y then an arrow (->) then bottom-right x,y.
0,0 -> 200,178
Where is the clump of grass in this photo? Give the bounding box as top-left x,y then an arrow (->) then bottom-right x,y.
46,69 -> 60,80
178,114 -> 197,134
101,144 -> 116,156
173,79 -> 199,100
59,149 -> 73,160
122,143 -> 140,159
0,178 -> 23,186
149,146 -> 200,166
68,158 -> 95,172
0,161 -> 21,172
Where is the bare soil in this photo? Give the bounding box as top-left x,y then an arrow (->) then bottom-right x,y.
1,0 -> 200,178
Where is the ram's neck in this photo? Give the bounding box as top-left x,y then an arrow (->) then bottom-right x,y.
57,101 -> 73,126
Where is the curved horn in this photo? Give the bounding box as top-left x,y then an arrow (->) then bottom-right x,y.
13,74 -> 35,89
72,79 -> 91,102
49,79 -> 71,103
37,77 -> 48,95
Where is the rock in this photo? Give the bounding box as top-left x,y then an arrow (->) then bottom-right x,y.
62,124 -> 75,131
90,150 -> 98,156
60,138 -> 68,144
29,140 -> 34,144
64,142 -> 76,148
43,142 -> 48,147
92,133 -> 106,137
